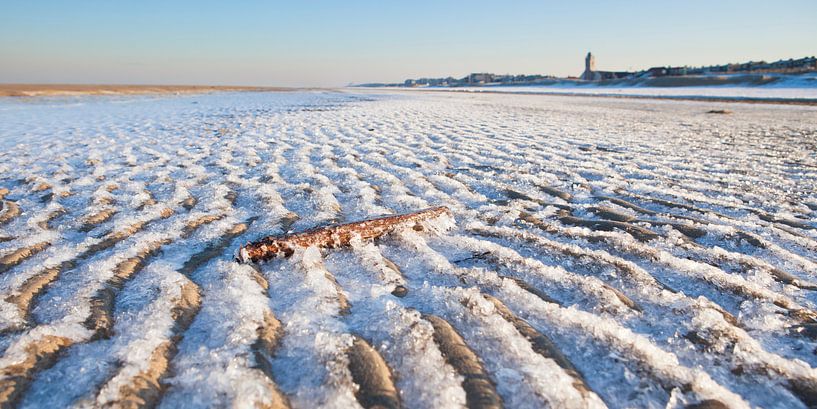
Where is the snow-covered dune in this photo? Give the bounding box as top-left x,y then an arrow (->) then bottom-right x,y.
451,84 -> 817,101
388,73 -> 817,102
0,90 -> 816,408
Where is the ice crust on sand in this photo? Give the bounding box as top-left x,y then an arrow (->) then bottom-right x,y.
0,90 -> 816,408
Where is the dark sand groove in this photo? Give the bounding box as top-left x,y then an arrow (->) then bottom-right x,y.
4,267 -> 61,329
424,314 -> 502,409
247,266 -> 291,409
249,310 -> 291,409
381,256 -> 409,298
499,276 -> 560,305
85,240 -> 170,339
0,335 -> 73,409
178,222 -> 250,277
37,208 -> 67,231
483,294 -> 597,402
346,336 -> 401,409
0,201 -> 21,226
320,260 -> 351,316
81,208 -> 174,257
180,214 -> 225,238
620,192 -> 733,220
0,242 -> 51,275
180,197 -> 197,211
594,195 -> 657,216
557,215 -> 660,242
79,209 -> 117,232
537,185 -> 573,201
98,281 -> 201,408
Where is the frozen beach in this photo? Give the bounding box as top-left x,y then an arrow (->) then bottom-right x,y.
1,90 -> 816,408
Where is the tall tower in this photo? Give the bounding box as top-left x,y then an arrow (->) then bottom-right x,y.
581,52 -> 597,81
585,52 -> 596,72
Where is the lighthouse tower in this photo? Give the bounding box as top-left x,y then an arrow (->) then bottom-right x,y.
581,52 -> 599,81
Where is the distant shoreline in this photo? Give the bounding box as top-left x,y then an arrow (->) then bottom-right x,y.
0,84 -> 296,97
380,87 -> 817,106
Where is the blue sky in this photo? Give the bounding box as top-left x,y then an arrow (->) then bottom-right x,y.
1,0 -> 815,86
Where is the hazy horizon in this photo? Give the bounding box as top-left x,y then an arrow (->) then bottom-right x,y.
1,0 -> 816,87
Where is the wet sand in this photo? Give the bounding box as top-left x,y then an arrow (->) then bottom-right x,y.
0,84 -> 293,97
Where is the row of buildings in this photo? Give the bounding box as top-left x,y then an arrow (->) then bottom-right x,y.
402,73 -> 557,87
577,52 -> 817,81
357,53 -> 817,87
642,56 -> 817,77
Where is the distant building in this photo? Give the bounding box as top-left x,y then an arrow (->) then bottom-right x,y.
581,52 -> 597,81
645,67 -> 667,77
467,73 -> 494,84
580,52 -> 634,81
